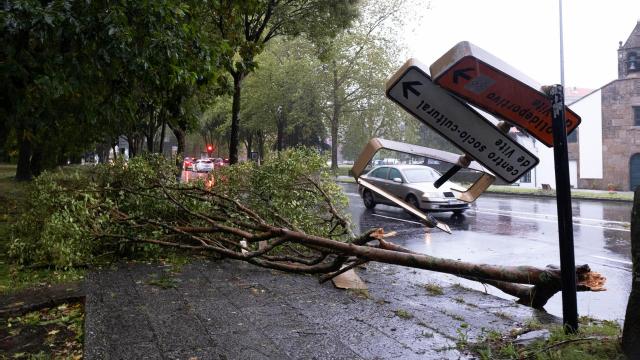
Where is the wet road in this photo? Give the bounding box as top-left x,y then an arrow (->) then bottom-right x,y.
342,183 -> 632,322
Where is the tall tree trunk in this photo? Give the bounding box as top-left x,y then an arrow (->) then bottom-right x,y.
229,71 -> 244,164
623,188 -> 640,358
169,123 -> 186,177
15,130 -> 33,181
126,134 -> 137,158
257,130 -> 264,162
276,114 -> 285,152
245,132 -> 253,156
146,117 -> 156,153
330,64 -> 340,173
30,147 -> 43,176
159,118 -> 167,155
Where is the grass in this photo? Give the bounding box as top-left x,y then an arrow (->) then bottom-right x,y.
487,184 -> 633,201
394,308 -> 414,319
146,275 -> 178,289
423,282 -> 444,296
471,317 -> 625,360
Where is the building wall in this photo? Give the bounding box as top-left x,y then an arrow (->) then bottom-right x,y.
600,78 -> 640,190
569,89 -> 604,189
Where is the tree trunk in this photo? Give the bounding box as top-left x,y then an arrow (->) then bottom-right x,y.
623,188 -> 640,358
229,71 -> 244,164
330,64 -> 340,173
15,130 -> 33,181
159,119 -> 167,155
126,134 -> 137,158
276,114 -> 285,152
169,123 -> 186,177
245,132 -> 253,156
30,147 -> 43,176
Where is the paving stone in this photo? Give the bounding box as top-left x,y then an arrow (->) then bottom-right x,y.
83,259 -> 560,359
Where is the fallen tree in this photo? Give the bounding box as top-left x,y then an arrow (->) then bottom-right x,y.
10,150 -> 605,310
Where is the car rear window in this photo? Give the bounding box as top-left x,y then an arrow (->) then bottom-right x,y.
403,167 -> 441,183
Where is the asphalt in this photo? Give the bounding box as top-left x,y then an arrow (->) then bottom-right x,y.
82,259 -> 559,359
333,175 -> 635,202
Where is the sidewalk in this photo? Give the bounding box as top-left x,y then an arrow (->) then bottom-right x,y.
84,259 -> 557,359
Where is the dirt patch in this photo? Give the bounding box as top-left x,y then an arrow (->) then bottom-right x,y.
0,301 -> 84,359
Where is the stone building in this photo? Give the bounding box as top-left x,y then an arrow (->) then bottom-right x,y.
568,21 -> 640,191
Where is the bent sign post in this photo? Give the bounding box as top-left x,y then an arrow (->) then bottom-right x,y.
386,59 -> 538,184
550,85 -> 579,332
430,41 -> 581,147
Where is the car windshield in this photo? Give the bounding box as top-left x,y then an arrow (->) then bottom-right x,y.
402,167 -> 441,183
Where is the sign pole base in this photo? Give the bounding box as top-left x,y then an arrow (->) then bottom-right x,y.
549,84 -> 578,333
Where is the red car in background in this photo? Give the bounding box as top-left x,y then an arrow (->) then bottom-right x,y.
183,157 -> 194,171
211,158 -> 229,169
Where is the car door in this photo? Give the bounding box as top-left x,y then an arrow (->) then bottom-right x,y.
385,167 -> 407,201
366,167 -> 389,203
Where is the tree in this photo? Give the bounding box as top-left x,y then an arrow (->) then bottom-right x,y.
241,38 -> 326,155
1,1 -> 219,179
205,0 -> 359,164
314,0 -> 408,171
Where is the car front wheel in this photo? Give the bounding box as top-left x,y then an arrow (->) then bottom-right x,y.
406,194 -> 420,211
362,190 -> 376,209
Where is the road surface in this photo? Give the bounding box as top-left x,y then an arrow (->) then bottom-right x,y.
342,183 -> 632,322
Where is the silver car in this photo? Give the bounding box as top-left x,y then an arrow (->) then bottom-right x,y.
357,164 -> 470,214
194,159 -> 214,172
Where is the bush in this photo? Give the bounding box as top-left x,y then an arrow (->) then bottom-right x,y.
9,149 -> 350,268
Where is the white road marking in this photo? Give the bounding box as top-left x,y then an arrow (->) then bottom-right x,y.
469,209 -> 630,232
590,255 -> 632,265
371,213 -> 424,226
346,188 -> 630,232
476,207 -> 630,226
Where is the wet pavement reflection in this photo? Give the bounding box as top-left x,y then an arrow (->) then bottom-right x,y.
342,183 -> 632,322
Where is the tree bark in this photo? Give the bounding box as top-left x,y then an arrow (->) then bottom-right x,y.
229,71 -> 244,164
15,130 -> 33,181
159,118 -> 167,155
276,112 -> 285,152
169,123 -> 186,177
623,187 -> 640,358
30,147 -> 43,176
330,63 -> 341,173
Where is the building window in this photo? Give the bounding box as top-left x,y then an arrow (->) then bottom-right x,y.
635,106 -> 640,126
630,52 -> 639,72
567,128 -> 578,143
520,170 -> 532,183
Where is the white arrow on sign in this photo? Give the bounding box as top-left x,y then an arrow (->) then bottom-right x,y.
386,59 -> 539,183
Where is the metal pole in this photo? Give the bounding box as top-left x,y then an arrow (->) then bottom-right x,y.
559,0 -> 565,87
550,84 -> 578,332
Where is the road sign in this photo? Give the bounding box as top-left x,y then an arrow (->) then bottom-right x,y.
386,59 -> 539,183
430,41 -> 581,147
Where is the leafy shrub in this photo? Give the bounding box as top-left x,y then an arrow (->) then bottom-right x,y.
9,149 -> 350,268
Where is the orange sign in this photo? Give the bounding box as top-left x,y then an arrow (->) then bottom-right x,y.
430,42 -> 580,147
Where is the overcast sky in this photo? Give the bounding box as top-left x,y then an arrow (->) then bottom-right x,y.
403,0 -> 640,90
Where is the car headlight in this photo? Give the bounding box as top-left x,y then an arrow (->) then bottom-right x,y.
422,192 -> 443,199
